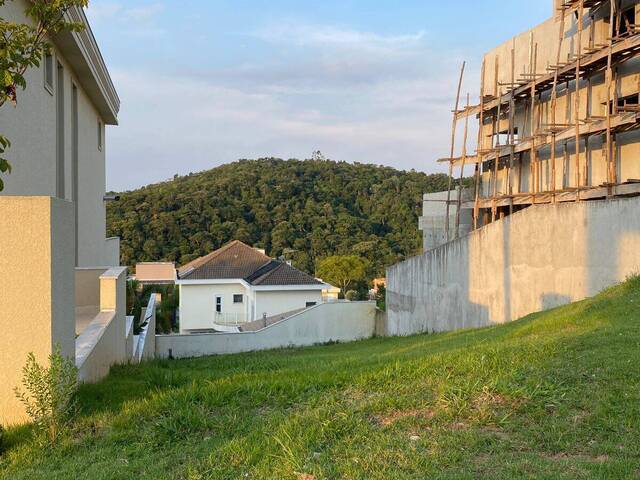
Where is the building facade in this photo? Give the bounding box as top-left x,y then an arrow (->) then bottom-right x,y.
0,1 -> 120,267
0,2 -> 125,425
445,0 -> 640,228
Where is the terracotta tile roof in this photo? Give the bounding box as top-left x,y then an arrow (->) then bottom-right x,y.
178,240 -> 271,280
246,261 -> 323,286
178,240 -> 323,286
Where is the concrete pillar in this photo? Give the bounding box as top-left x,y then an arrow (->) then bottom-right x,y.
0,197 -> 75,426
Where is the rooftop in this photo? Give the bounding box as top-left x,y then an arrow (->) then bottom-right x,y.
178,240 -> 323,286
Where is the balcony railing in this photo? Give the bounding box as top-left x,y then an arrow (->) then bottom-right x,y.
213,312 -> 249,325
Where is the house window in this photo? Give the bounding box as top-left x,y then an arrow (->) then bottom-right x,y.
305,302 -> 317,308
233,294 -> 243,304
44,54 -> 53,94
97,120 -> 103,151
215,296 -> 222,313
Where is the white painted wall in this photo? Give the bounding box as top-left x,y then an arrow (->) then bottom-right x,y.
179,283 -> 250,332
254,289 -> 324,319
157,301 -> 377,359
0,0 -> 117,267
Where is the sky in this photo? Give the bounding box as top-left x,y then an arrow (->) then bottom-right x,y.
86,0 -> 551,192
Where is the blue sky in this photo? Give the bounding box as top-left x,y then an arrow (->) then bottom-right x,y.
86,1 -> 551,191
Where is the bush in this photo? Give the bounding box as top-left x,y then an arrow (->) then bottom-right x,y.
14,347 -> 78,445
345,290 -> 358,301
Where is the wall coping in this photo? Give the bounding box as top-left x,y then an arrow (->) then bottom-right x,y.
75,311 -> 115,368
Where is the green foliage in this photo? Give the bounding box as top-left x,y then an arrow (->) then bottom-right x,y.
344,290 -> 358,301
0,0 -> 87,190
375,283 -> 386,311
14,347 -> 78,445
127,280 -> 179,334
317,255 -> 369,294
108,158 -> 455,276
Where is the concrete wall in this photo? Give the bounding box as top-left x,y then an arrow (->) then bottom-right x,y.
387,197 -> 640,335
156,301 -> 377,359
136,295 -> 158,362
254,289 -> 324,320
0,0 -> 117,268
0,197 -> 75,425
419,189 -> 473,252
135,262 -> 176,283
75,267 -> 127,383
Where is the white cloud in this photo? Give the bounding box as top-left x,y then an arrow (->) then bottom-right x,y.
255,23 -> 427,53
86,1 -> 165,35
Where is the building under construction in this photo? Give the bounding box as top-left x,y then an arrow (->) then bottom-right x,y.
443,0 -> 640,234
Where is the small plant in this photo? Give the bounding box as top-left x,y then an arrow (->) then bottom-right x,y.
14,347 -> 78,445
0,425 -> 5,455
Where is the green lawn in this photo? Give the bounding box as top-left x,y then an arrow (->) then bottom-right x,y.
2,279 -> 640,479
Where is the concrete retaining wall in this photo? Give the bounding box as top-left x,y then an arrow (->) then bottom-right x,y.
156,301 -> 376,359
387,197 -> 640,335
75,267 -> 127,383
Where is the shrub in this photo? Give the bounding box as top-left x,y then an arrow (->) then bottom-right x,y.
345,290 -> 359,301
14,347 -> 78,445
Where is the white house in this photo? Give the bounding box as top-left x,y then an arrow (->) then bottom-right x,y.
177,241 -> 332,333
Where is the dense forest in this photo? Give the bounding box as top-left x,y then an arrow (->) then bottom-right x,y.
107,158 -> 455,277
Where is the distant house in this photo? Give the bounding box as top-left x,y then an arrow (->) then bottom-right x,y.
134,262 -> 177,285
176,241 -> 332,333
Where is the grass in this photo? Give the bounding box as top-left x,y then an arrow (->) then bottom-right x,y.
2,279 -> 640,479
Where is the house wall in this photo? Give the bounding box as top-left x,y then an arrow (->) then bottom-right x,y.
0,0 -> 116,267
0,197 -> 75,426
157,301 -> 377,359
254,289 -> 324,319
179,283 -> 250,332
387,196 -> 640,336
135,263 -> 176,283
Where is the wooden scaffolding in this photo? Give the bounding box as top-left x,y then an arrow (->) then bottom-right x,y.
441,0 -> 640,236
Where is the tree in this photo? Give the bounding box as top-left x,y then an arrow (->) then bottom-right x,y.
0,0 -> 88,190
316,255 -> 369,295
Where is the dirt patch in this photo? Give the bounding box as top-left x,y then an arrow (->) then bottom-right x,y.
541,452 -> 609,463
472,389 -> 523,411
374,408 -> 436,427
297,474 -> 316,480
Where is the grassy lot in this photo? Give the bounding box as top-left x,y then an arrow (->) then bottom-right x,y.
2,279 -> 640,479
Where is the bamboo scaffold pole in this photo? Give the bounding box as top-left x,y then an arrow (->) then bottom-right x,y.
575,0 -> 585,200
473,60 -> 486,230
445,61 -> 466,242
550,4 -> 567,201
530,42 -> 539,199
508,43 -> 516,215
455,93 -> 471,239
492,86 -> 502,223
605,0 -> 616,191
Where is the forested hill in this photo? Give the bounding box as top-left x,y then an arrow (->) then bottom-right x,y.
107,158 -> 451,276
